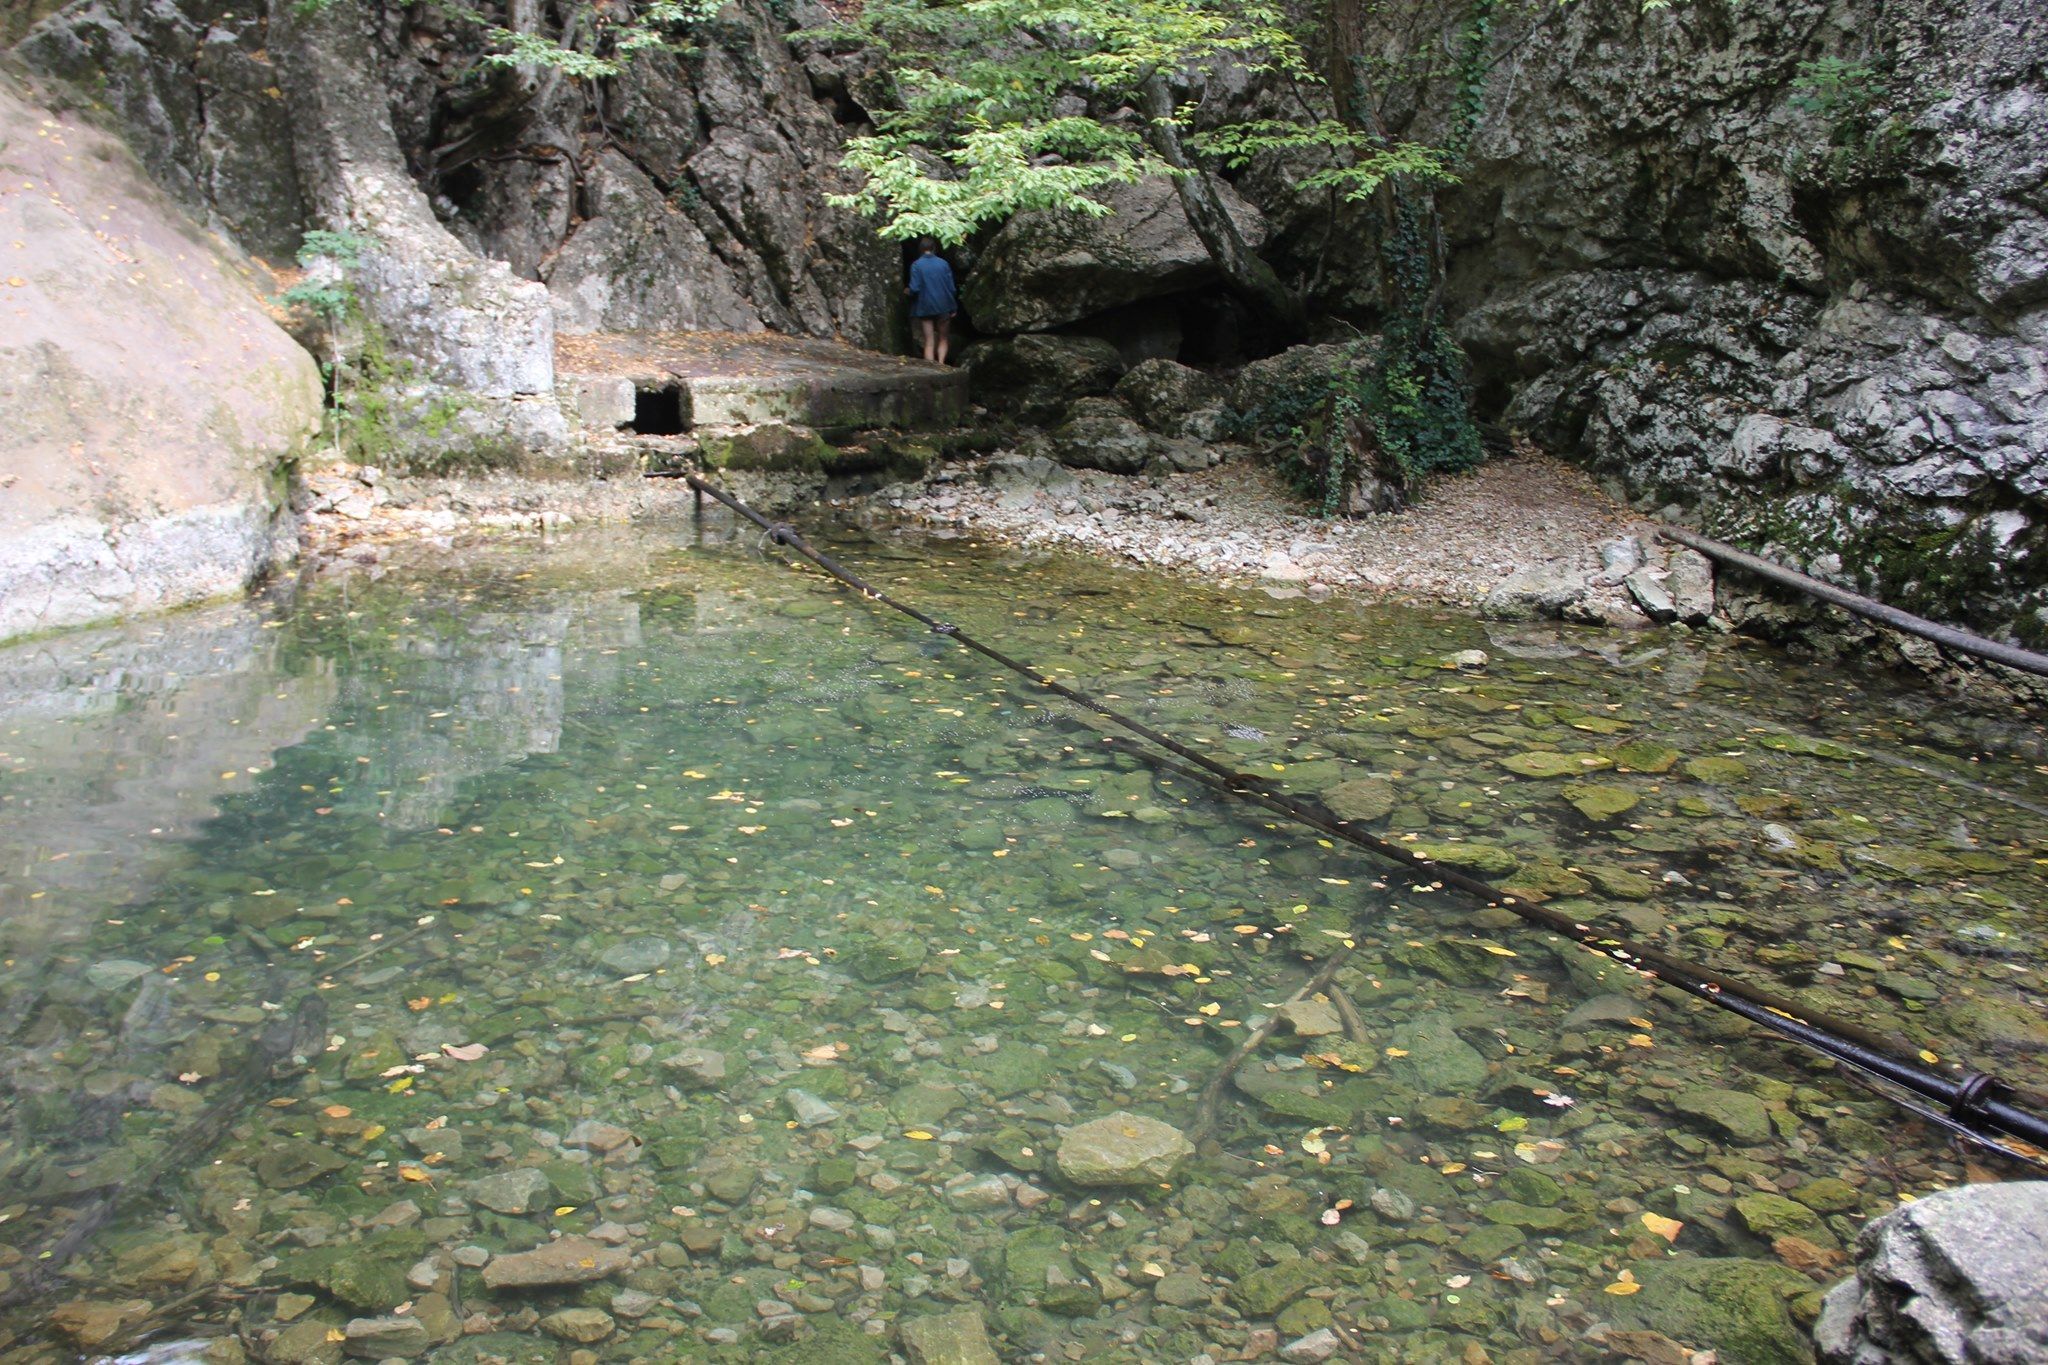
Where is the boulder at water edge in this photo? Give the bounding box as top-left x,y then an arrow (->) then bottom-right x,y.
1815,1181 -> 2048,1364
0,68 -> 321,644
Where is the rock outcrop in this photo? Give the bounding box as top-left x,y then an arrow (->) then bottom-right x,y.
0,67 -> 320,643
14,0 -> 901,344
272,0 -> 567,466
1816,1181 -> 2048,1364
963,177 -> 1267,334
1292,0 -> 2048,644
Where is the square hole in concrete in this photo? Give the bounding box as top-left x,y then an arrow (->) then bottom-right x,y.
630,386 -> 685,435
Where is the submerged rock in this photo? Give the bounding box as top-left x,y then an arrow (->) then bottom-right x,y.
1670,1087 -> 1773,1145
1054,1112 -> 1193,1187
1607,1257 -> 1816,1364
1816,1182 -> 2048,1365
900,1306 -> 1001,1365
480,1236 -> 630,1290
464,1167 -> 550,1215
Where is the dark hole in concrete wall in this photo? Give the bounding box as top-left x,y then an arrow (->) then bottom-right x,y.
630,386 -> 685,435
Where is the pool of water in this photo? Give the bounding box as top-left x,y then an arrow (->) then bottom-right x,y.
2,517 -> 2044,1365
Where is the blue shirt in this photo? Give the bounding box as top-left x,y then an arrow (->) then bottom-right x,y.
908,254 -> 958,317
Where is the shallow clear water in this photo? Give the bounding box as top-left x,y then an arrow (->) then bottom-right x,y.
2,518 -> 2044,1364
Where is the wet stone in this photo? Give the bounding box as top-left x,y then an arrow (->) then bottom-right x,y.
1280,1327 -> 1341,1363
342,1315 -> 430,1358
599,937 -> 672,974
540,1308 -> 615,1342
1055,1112 -> 1193,1186
659,1047 -> 728,1088
1229,1257 -> 1329,1317
466,1167 -> 550,1215
788,1088 -> 844,1128
900,1306 -> 1001,1365
1671,1088 -> 1773,1145
480,1236 -> 631,1289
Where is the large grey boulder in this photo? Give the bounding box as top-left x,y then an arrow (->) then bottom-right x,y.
964,177 -> 1268,333
0,68 -> 321,644
1047,399 -> 1156,475
1116,359 -> 1230,441
1229,344 -> 1354,429
1480,562 -> 1592,621
964,334 -> 1126,424
1816,1182 -> 2048,1365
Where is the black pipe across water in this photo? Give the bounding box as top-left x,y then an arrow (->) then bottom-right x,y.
660,471 -> 2048,1160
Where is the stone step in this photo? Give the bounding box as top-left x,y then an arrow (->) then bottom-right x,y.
556,330 -> 966,437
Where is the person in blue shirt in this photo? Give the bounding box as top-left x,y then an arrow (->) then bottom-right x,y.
905,239 -> 959,365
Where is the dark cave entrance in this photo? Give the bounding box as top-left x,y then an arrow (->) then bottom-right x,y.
629,386 -> 686,435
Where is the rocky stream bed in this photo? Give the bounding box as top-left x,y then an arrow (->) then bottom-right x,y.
1,520 -> 2045,1364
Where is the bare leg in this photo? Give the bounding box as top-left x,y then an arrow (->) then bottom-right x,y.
917,318 -> 937,362
935,314 -> 952,366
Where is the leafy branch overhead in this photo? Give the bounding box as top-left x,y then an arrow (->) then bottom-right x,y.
810,0 -> 1448,244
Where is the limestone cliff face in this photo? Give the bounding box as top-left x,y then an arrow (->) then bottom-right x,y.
0,66 -> 321,643
1323,0 -> 2047,642
14,0 -> 899,346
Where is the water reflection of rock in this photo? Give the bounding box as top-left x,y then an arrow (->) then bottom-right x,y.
331,594 -> 646,829
0,602 -> 336,950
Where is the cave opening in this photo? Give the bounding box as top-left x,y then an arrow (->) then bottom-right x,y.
629,386 -> 686,435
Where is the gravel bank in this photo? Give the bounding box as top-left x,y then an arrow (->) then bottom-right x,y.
889,451 -> 1663,621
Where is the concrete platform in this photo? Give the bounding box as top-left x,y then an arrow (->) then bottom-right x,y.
555,331 -> 967,436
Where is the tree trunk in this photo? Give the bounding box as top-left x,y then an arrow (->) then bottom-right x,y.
1138,74 -> 1308,337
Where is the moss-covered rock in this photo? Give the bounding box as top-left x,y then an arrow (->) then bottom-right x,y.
1609,1257 -> 1816,1363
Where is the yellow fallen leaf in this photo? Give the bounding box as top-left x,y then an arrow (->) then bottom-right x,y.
1603,1281 -> 1642,1295
1385,1047 -> 1409,1057
1478,943 -> 1518,957
554,1206 -> 577,1216
1198,1002 -> 1221,1016
398,1165 -> 430,1182
361,1124 -> 386,1141
704,953 -> 727,966
387,1076 -> 413,1093
904,1130 -> 935,1141
1440,1162 -> 1467,1174
1498,1116 -> 1528,1132
1627,1034 -> 1656,1048
1641,1212 -> 1683,1242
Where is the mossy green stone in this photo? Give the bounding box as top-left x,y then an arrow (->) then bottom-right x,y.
1276,1298 -> 1333,1337
1228,1256 -> 1328,1317
1494,1169 -> 1562,1206
1457,1223 -> 1526,1262
1671,1088 -> 1773,1144
1563,783 -> 1640,820
1500,751 -> 1612,779
1732,1193 -> 1820,1239
1685,756 -> 1749,783
1612,741 -> 1681,773
1611,1258 -> 1816,1365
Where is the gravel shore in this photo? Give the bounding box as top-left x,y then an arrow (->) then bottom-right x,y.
297,449 -> 1670,626
888,450 -> 1662,621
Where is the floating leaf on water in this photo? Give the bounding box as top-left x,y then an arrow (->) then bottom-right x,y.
1641,1212 -> 1683,1242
